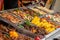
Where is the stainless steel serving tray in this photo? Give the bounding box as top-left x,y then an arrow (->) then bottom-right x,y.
0,11 -> 23,25
0,8 -> 37,38
44,14 -> 60,26
6,7 -> 33,20
0,7 -> 59,40
27,5 -> 55,15
0,21 -> 34,40
42,28 -> 60,40
0,8 -> 46,39
0,16 -> 36,38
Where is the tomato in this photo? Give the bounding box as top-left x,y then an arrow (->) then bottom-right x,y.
35,36 -> 41,40
57,26 -> 60,28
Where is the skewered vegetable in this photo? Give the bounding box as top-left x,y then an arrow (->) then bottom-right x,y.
0,12 -> 21,24
11,10 -> 33,21
18,23 -> 46,38
45,13 -> 60,24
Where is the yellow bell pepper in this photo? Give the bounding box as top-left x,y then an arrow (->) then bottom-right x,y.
45,27 -> 55,33
36,21 -> 41,26
31,16 -> 40,25
49,28 -> 55,33
45,24 -> 52,28
45,28 -> 51,33
31,16 -> 56,33
35,21 -> 40,25
9,30 -> 19,38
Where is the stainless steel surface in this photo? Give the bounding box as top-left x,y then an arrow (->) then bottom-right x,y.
45,28 -> 60,40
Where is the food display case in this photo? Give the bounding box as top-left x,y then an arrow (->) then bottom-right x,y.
0,5 -> 60,40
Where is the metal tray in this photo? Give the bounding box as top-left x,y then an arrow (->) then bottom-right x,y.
6,7 -> 33,20
27,6 -> 48,16
1,8 -> 24,20
0,7 -> 59,40
0,12 -> 22,25
18,33 -> 34,40
0,16 -> 36,38
44,14 -> 60,26
0,10 -> 37,38
0,8 -> 46,39
0,21 -> 34,40
44,28 -> 60,40
20,7 -> 43,17
27,5 -> 55,15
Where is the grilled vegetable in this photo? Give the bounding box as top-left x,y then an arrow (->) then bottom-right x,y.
25,19 -> 31,26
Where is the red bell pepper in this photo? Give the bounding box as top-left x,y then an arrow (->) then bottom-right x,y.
35,36 -> 41,40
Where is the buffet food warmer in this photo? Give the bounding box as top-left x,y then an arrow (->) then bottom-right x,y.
0,6 -> 60,40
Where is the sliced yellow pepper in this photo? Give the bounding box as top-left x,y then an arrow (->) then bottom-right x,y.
49,28 -> 55,33
45,27 -> 55,33
31,16 -> 40,25
37,23 -> 42,27
31,16 -> 56,33
45,24 -> 52,28
9,30 -> 19,38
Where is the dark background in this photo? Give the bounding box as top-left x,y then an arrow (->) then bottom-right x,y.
4,0 -> 18,10
4,0 -> 47,10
